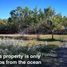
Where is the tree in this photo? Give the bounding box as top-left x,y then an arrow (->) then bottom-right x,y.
7,6 -> 64,35
10,9 -> 19,32
52,14 -> 64,29
51,14 -> 64,38
62,16 -> 67,29
44,7 -> 55,39
43,7 -> 63,39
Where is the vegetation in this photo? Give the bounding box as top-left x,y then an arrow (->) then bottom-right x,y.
0,6 -> 66,35
0,6 -> 67,67
0,42 -> 59,67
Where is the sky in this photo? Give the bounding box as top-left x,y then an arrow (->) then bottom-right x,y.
0,0 -> 67,19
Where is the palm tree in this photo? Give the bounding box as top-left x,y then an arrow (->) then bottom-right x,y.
44,7 -> 55,39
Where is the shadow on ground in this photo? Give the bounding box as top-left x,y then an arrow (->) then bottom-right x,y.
37,38 -> 64,42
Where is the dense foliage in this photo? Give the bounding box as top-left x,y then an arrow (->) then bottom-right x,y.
0,6 -> 67,34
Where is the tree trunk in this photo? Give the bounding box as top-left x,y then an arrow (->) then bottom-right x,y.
37,34 -> 40,40
52,30 -> 54,39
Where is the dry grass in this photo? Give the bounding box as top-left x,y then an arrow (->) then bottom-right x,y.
0,34 -> 67,39
0,34 -> 66,46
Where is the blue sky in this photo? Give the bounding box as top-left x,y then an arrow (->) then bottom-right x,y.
0,0 -> 67,19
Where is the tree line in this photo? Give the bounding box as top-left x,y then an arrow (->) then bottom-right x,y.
0,6 -> 67,34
